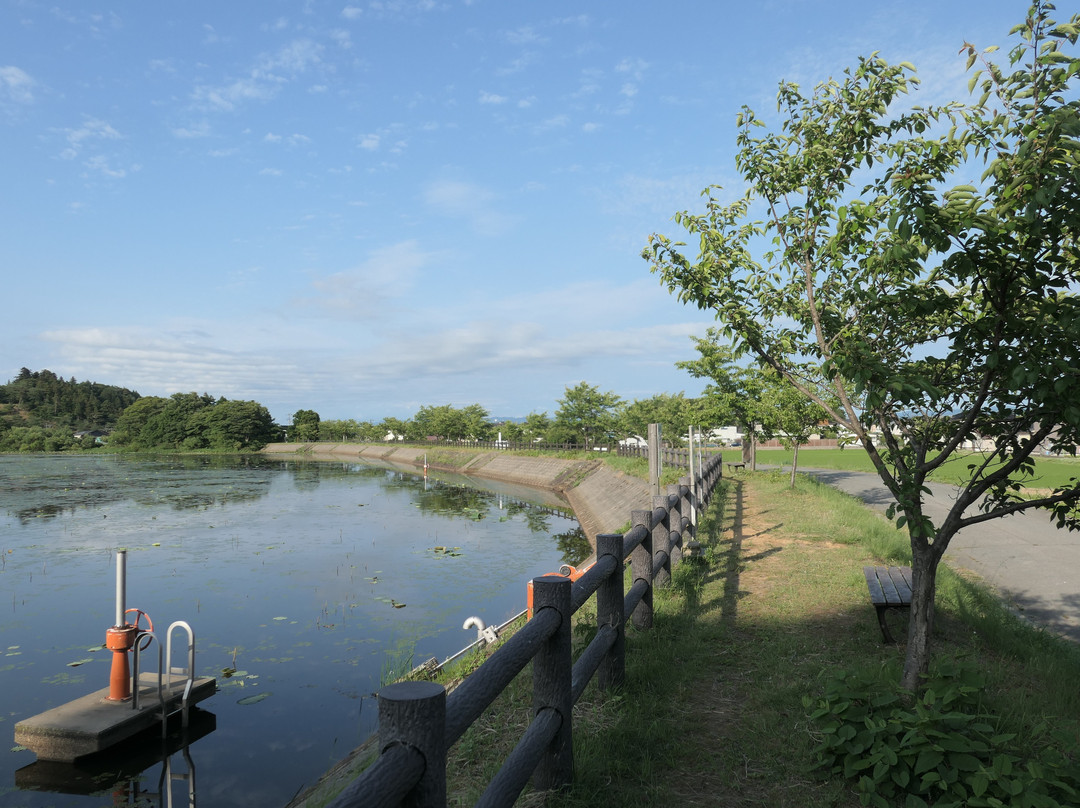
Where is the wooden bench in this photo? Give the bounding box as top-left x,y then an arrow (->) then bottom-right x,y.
863,565 -> 912,643
725,462 -> 745,472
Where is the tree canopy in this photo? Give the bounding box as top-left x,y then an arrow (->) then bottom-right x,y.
645,2 -> 1080,689
111,393 -> 278,451
552,382 -> 622,448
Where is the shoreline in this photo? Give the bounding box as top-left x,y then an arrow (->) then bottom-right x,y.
261,442 -> 652,544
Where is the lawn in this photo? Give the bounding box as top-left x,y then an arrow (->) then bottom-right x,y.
754,446 -> 1080,490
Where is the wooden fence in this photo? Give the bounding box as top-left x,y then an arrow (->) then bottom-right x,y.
325,451 -> 725,808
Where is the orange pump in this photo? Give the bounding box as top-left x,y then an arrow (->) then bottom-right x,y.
526,564 -> 587,620
105,608 -> 153,701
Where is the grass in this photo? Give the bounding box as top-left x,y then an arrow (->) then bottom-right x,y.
436,470 -> 1080,806
756,446 -> 1080,490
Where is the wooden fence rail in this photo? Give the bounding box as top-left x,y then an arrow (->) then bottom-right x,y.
325,451 -> 725,808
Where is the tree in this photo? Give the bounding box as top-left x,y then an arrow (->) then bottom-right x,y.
522,411 -> 551,442
187,399 -> 277,450
110,396 -> 169,448
678,329 -> 767,466
756,368 -> 833,487
618,392 -> 700,446
553,382 -> 622,448
291,409 -> 321,442
645,2 -> 1080,691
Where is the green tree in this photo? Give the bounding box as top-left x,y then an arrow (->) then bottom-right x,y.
291,409 -> 321,442
379,416 -> 410,441
110,396 -> 169,448
187,399 -> 277,450
645,2 -> 1080,691
553,382 -> 622,449
618,392 -> 699,445
522,412 -> 551,442
677,329 -> 767,465
756,368 -> 833,487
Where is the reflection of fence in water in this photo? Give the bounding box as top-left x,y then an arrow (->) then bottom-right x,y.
324,451 -> 725,807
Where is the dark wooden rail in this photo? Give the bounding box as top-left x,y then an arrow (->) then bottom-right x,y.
324,452 -> 725,807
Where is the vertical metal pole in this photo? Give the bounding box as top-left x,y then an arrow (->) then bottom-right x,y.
647,423 -> 662,498
116,549 -> 126,627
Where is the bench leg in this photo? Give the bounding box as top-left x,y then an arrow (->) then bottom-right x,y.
875,605 -> 895,644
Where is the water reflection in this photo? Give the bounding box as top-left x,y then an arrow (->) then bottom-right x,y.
0,454 -> 584,808
15,710 -> 215,805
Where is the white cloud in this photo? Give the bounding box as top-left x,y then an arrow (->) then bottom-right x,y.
329,29 -> 352,49
615,57 -> 649,81
173,121 -> 211,138
304,240 -> 432,314
59,117 -> 122,159
341,6 -> 363,20
84,155 -> 127,178
191,39 -> 323,111
423,179 -> 515,236
260,167 -> 283,176
0,65 -> 35,104
358,133 -> 380,150
479,91 -> 507,105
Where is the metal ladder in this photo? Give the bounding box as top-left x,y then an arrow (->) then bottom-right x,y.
131,620 -> 198,737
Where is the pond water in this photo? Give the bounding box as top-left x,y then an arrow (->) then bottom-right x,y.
0,454 -> 586,807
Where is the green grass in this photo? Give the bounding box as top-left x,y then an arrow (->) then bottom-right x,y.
756,446 -> 1080,490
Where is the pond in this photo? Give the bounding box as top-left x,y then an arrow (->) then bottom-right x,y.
0,453 -> 587,807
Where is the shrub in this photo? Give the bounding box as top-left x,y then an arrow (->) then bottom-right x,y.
805,659 -> 1080,807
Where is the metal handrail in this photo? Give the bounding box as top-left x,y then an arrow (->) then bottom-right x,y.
166,620 -> 197,731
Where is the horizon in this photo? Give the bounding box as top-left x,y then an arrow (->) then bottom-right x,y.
1,1 -> 1022,423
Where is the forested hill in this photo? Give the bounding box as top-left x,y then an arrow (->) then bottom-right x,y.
0,368 -> 141,433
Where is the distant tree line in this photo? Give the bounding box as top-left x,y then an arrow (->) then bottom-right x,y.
0,368 -> 141,452
3,362 -> 829,456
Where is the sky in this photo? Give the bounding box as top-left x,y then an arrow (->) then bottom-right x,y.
0,1 -> 1028,424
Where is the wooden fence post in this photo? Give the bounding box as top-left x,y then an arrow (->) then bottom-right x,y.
630,509 -> 653,629
679,475 -> 696,539
652,495 -> 672,588
595,532 -> 625,690
666,484 -> 683,569
531,575 -> 573,791
378,681 -> 447,807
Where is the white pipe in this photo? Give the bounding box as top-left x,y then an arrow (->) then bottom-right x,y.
115,549 -> 126,627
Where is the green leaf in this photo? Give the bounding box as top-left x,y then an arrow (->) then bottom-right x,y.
915,749 -> 944,774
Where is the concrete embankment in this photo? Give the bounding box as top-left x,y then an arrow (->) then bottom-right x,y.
260,443 -> 651,543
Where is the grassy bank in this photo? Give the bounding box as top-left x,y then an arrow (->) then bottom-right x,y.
435,470 -> 1080,806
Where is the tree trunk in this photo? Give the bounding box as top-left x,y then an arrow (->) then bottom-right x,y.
789,443 -> 799,488
900,543 -> 938,691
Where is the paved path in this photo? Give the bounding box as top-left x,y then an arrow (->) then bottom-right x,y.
801,468 -> 1080,642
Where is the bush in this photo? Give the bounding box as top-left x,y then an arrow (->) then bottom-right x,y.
805,659 -> 1080,807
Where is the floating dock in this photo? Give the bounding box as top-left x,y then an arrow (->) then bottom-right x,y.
15,673 -> 216,762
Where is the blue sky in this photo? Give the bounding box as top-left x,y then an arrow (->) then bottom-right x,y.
1,1 -> 1024,424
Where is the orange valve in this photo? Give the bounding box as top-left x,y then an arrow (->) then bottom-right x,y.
124,608 -> 154,650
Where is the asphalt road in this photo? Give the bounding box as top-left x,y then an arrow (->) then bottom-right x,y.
799,467 -> 1080,643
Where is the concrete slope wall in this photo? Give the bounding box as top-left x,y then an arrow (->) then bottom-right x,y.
260,443 -> 651,543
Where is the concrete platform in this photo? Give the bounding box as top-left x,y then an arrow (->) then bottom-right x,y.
15,673 -> 216,762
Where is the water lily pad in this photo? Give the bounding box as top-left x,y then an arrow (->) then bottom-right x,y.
237,692 -> 271,706
273,616 -> 288,621
66,658 -> 94,668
